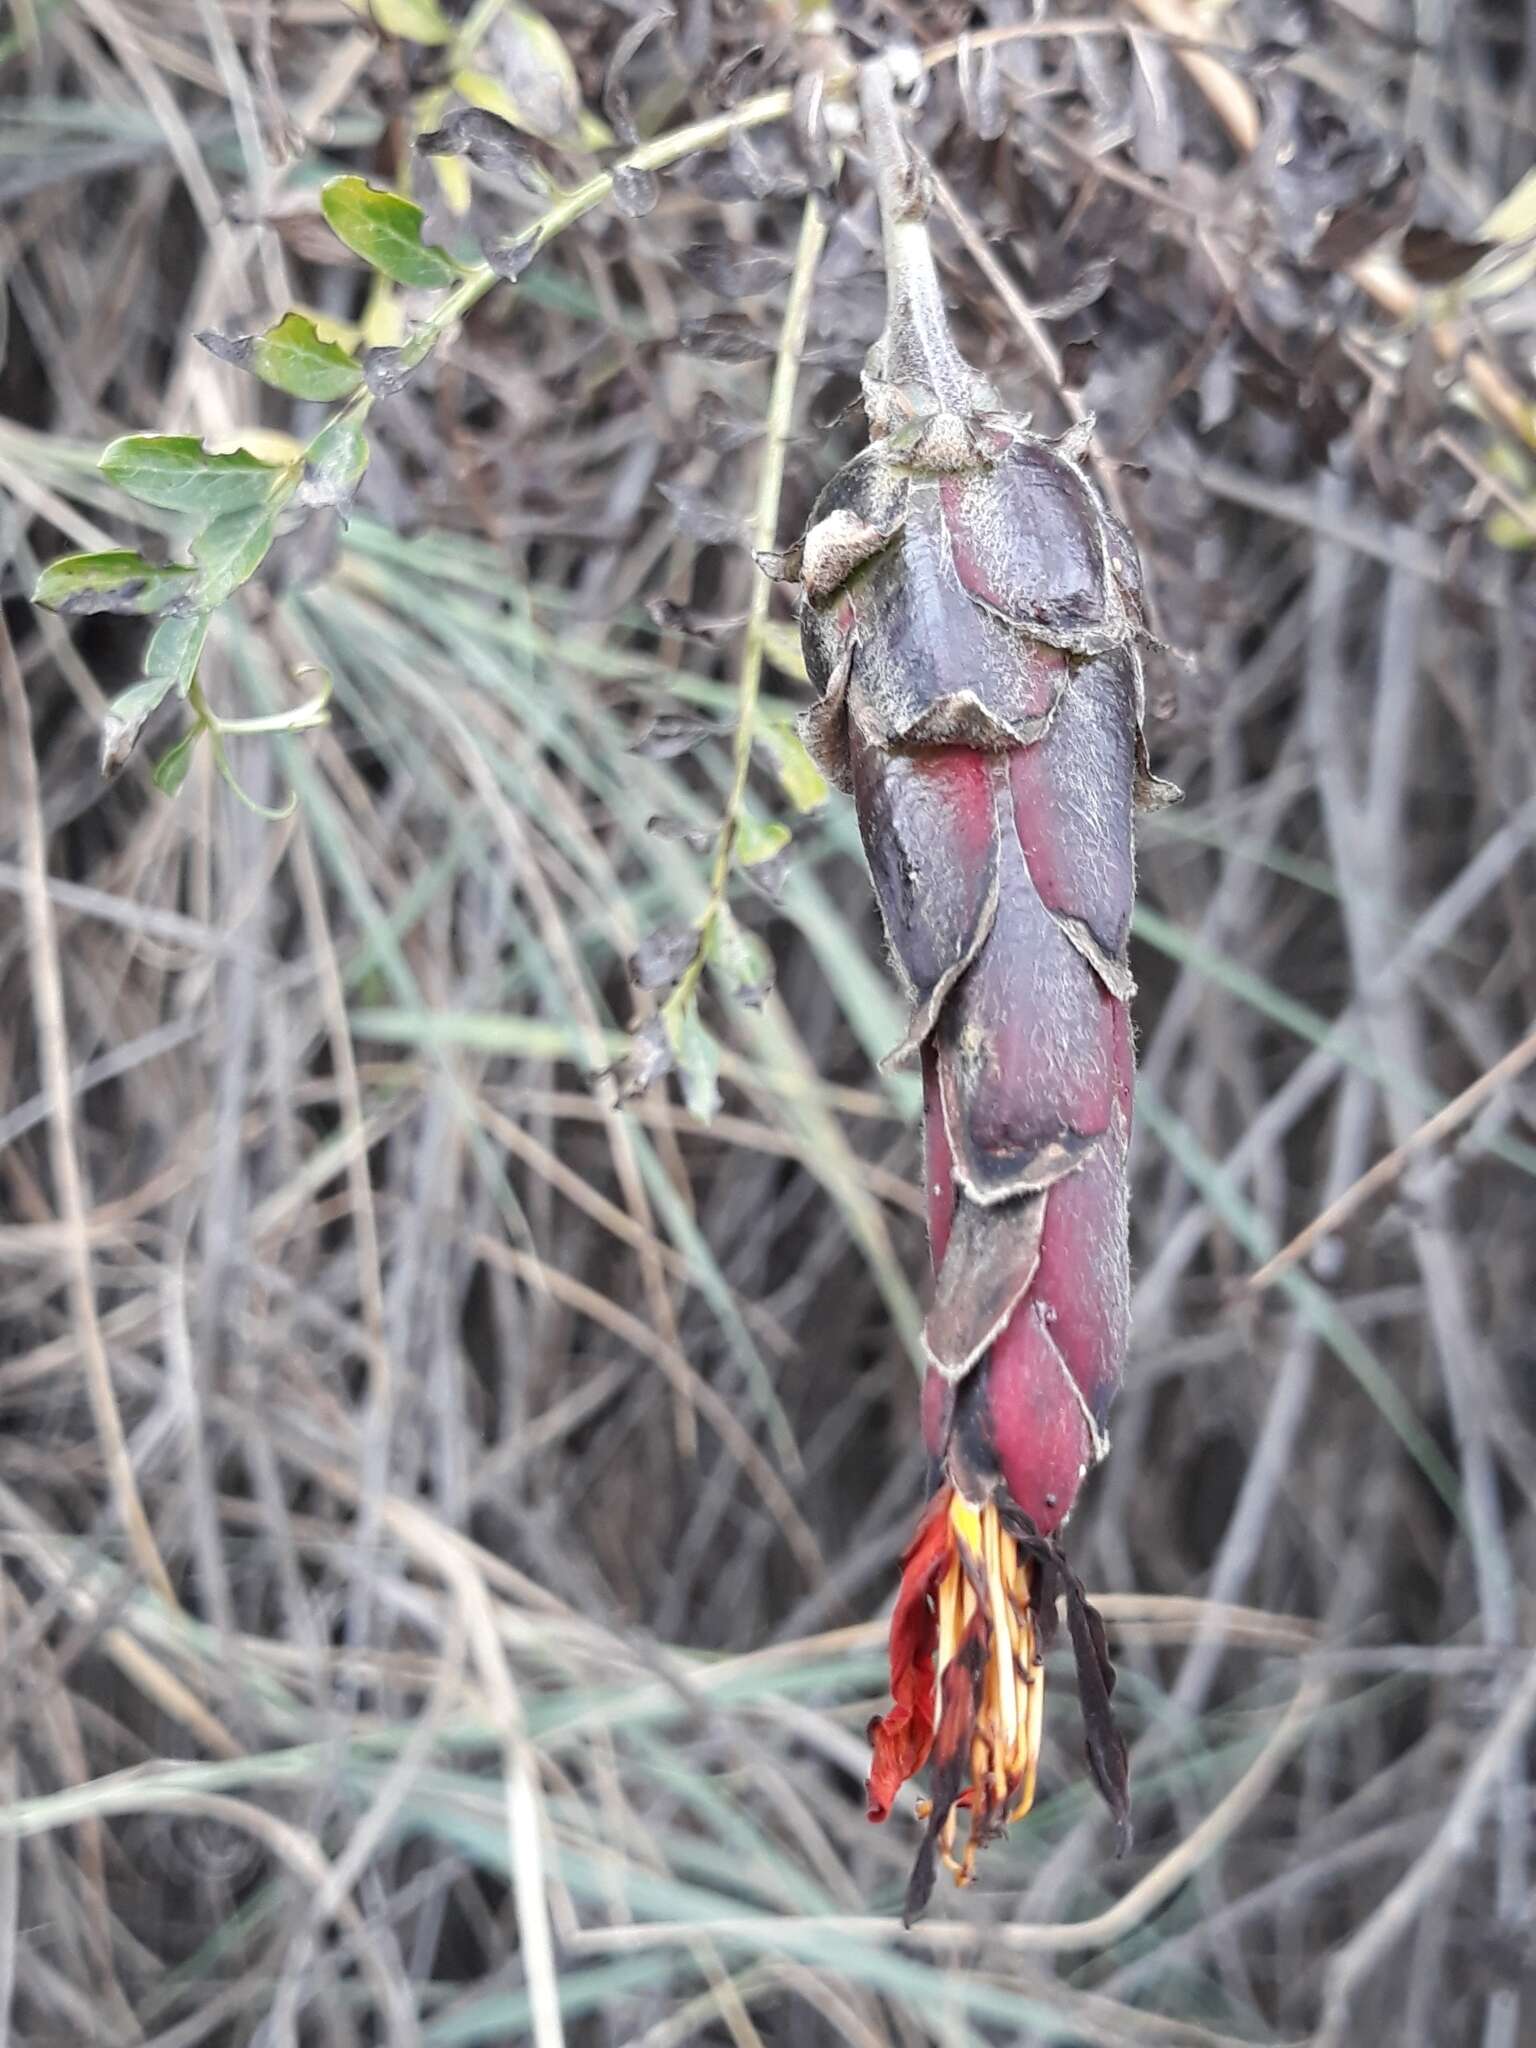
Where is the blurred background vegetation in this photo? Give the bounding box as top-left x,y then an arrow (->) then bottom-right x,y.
3,1 -> 1536,2042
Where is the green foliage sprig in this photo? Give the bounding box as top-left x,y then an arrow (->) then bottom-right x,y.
32,58 -> 798,813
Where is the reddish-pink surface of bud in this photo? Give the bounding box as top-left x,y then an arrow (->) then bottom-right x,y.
795,410 -> 1155,1536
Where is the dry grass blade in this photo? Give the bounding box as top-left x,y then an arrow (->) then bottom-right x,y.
4,3 -> 1535,2042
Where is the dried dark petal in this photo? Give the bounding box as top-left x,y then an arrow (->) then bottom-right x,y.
902,1621 -> 987,1928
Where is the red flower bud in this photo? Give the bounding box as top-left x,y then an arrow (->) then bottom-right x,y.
789,62 -> 1170,1910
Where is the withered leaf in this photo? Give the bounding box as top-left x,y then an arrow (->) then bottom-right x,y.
684,155 -> 758,203
362,340 -> 430,397
630,919 -> 699,992
1310,151 -> 1419,268
958,41 -> 1007,142
644,598 -> 744,644
678,243 -> 791,300
611,164 -> 660,218
724,126 -> 805,202
738,846 -> 790,902
603,8 -> 672,147
628,710 -> 718,756
646,814 -> 714,851
1399,223 -> 1492,284
263,508 -> 341,598
696,391 -> 764,454
710,42 -> 763,106
711,913 -> 774,1009
1256,77 -> 1409,269
1030,259 -> 1115,323
414,109 -> 548,194
678,315 -> 774,364
1060,337 -> 1099,390
613,1013 -> 674,1098
485,227 -> 542,280
657,480 -> 743,545
1127,28 -> 1181,183
790,71 -> 834,191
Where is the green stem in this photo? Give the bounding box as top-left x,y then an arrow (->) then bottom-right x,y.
399,87 -> 798,365
668,185 -> 831,1014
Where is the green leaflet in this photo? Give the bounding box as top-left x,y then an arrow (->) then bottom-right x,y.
99,435 -> 285,518
32,550 -> 197,617
320,177 -> 461,289
192,504 -> 278,608
200,312 -> 364,402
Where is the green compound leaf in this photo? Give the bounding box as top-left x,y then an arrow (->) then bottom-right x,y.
198,312 -> 364,402
99,435 -> 286,518
192,504 -> 278,608
33,550 -> 198,617
320,177 -> 461,289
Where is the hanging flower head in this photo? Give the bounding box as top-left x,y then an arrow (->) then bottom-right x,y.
779,63 -> 1172,1917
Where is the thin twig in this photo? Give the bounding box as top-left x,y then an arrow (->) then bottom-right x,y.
1248,1020 -> 1536,1293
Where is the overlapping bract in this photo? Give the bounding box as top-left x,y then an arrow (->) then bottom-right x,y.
792,410 -> 1161,1538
